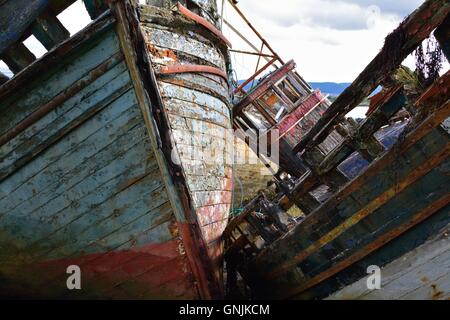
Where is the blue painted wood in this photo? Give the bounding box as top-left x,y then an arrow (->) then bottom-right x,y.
83,0 -> 108,20
0,28 -> 120,135
0,61 -> 128,158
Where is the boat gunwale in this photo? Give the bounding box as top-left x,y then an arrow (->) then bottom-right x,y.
0,10 -> 115,102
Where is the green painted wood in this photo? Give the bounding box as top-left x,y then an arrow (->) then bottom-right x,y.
0,69 -> 132,181
31,10 -> 70,50
0,28 -> 120,135
246,126 -> 449,291
0,90 -> 140,211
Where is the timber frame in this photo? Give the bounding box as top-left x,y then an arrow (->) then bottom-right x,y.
224,0 -> 450,299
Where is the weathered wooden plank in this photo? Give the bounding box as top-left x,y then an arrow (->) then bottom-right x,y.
0,70 -> 132,181
0,12 -> 115,101
0,29 -> 120,133
1,42 -> 36,74
326,228 -> 450,300
0,90 -> 140,209
138,4 -> 229,60
192,190 -> 233,208
23,168 -> 164,258
249,125 -> 449,283
292,0 -> 450,155
301,162 -> 449,279
159,73 -> 229,103
0,72 -> 8,85
0,0 -> 50,55
47,188 -> 172,259
31,9 -> 70,50
83,0 -> 108,19
164,99 -> 230,128
142,26 -> 226,70
158,81 -> 230,116
185,174 -> 233,192
0,135 -> 154,245
435,13 -> 450,61
0,61 -> 128,158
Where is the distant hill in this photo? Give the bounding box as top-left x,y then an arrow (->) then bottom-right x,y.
310,82 -> 351,97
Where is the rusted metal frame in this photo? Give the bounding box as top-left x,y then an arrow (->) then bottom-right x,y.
291,0 -> 450,155
262,99 -> 450,279
0,11 -> 115,101
1,42 -> 36,74
233,60 -> 296,113
158,64 -> 228,82
0,51 -> 123,147
111,0 -> 221,299
234,57 -> 278,94
227,0 -> 283,64
228,49 -> 275,58
177,2 -> 232,48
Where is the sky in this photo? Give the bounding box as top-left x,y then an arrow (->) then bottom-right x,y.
1,0 -> 448,83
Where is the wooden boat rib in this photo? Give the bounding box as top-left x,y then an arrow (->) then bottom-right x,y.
225,0 -> 450,300
0,0 -> 231,299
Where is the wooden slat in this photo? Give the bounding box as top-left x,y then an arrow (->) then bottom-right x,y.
292,0 -> 450,155
1,42 -> 36,74
435,13 -> 450,61
0,71 -> 8,85
0,28 -> 120,136
0,0 -> 49,55
0,11 -> 115,101
31,9 -> 70,50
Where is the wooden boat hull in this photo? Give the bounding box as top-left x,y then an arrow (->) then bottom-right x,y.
0,1 -> 231,299
238,102 -> 450,300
